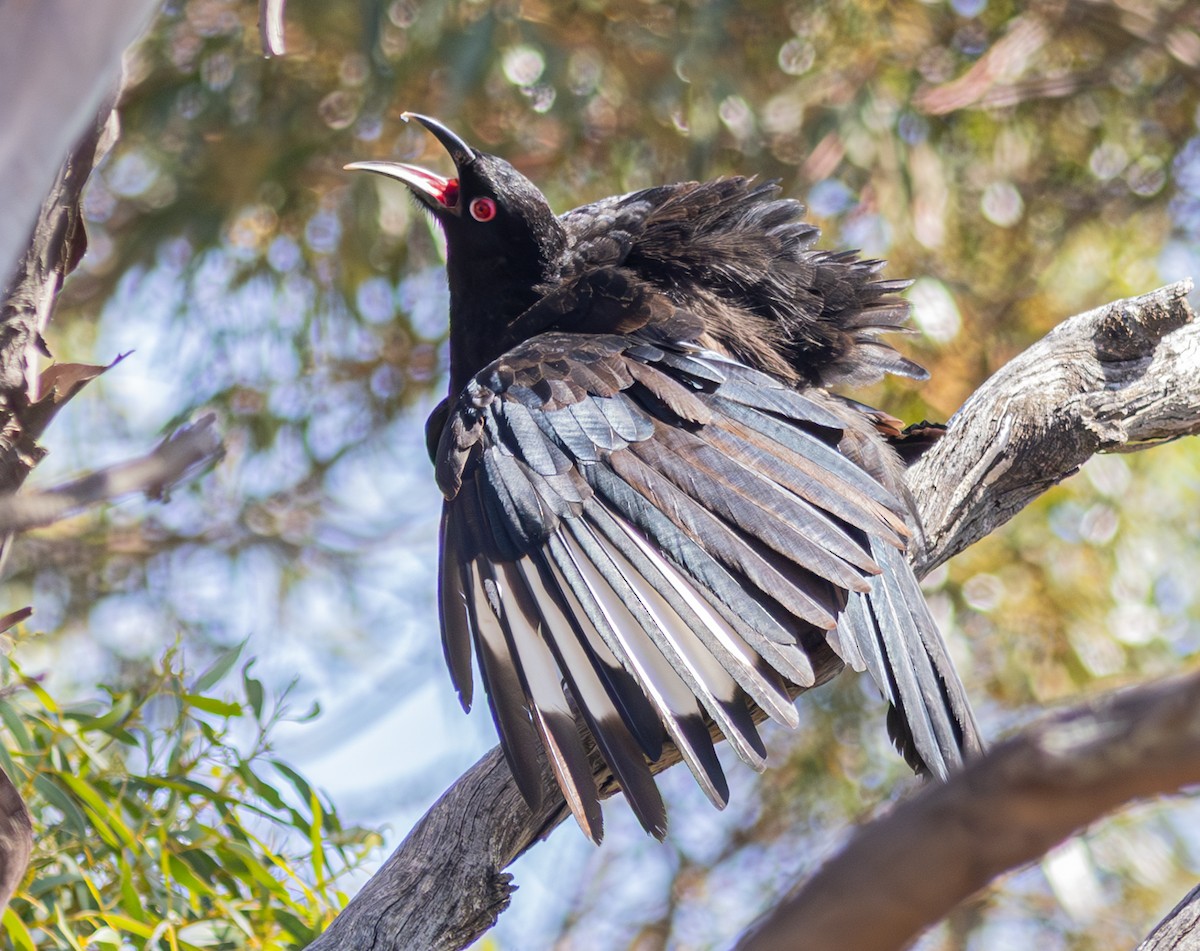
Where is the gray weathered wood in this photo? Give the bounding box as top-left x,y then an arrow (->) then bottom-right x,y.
0,0 -> 161,281
304,282 -> 1200,950
1138,884 -> 1200,951
0,414 -> 223,533
909,279 -> 1200,575
0,766 -> 32,908
0,114 -> 112,497
736,669 -> 1200,951
0,2 -> 165,907
307,748 -> 564,951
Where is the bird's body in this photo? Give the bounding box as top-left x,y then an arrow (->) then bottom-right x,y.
349,116 -> 982,842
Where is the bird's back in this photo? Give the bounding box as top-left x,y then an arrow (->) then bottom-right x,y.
559,178 -> 925,389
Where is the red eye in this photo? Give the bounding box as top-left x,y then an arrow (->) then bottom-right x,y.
469,197 -> 497,222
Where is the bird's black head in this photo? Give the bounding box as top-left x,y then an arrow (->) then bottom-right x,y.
347,115 -> 566,385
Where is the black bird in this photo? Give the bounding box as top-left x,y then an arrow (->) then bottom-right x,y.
347,115 -> 982,842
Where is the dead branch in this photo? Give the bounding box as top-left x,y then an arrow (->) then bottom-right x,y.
0,414 -> 223,534
0,0 -> 160,280
735,668 -> 1200,951
0,0 -> 164,908
908,280 -> 1200,575
1137,882 -> 1200,951
0,766 -> 31,909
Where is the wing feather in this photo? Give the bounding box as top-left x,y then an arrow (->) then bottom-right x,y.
588,503 -> 799,728
587,457 -> 819,684
514,556 -> 668,837
492,558 -> 604,839
836,539 -> 982,778
552,524 -> 730,807
709,399 -> 910,542
576,508 -> 769,768
463,554 -> 544,810
611,442 -> 844,630
438,502 -> 475,710
636,422 -> 878,589
539,535 -> 665,760
433,325 -> 981,838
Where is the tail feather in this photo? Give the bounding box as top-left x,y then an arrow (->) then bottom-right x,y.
837,539 -> 982,777
548,528 -> 730,811
517,555 -> 669,838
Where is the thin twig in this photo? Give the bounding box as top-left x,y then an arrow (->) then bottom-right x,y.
0,415 -> 223,534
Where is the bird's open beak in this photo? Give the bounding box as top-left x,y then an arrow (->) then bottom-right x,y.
345,113 -> 477,215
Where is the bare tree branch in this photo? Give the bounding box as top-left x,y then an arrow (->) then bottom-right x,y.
735,669 -> 1200,951
1137,883 -> 1200,951
303,281 -> 1200,951
0,1 -> 164,909
908,279 -> 1200,575
0,766 -> 31,909
259,0 -> 288,57
0,0 -> 160,278
0,116 -> 114,497
307,749 -> 567,951
0,414 -> 223,534
0,53 -> 121,923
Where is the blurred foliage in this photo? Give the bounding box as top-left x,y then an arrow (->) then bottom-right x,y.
0,642 -> 380,949
3,0 -> 1200,948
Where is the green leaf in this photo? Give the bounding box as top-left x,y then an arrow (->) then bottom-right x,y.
213,841 -> 291,900
117,856 -> 144,919
57,773 -> 138,849
2,906 -> 38,951
133,774 -> 226,803
0,699 -> 33,751
177,918 -> 241,947
23,678 -> 59,714
192,642 -> 247,692
53,905 -> 85,951
183,694 -> 242,718
64,693 -> 134,736
81,925 -> 122,949
233,761 -> 286,811
166,853 -> 217,901
7,648 -> 380,944
271,760 -> 316,814
309,788 -> 325,888
295,699 -> 322,723
242,664 -> 265,721
0,738 -> 23,784
273,907 -> 317,941
32,774 -> 91,838
92,912 -> 157,938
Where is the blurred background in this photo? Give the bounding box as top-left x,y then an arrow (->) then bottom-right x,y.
7,0 -> 1200,947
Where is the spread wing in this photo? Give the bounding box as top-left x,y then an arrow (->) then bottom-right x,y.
435,329 -> 980,842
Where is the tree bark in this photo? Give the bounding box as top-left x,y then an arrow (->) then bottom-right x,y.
0,0 -> 160,280
0,78 -> 119,923
0,0 -> 164,909
306,281 -> 1200,950
0,413 -> 223,534
0,110 -> 112,497
1138,883 -> 1200,951
0,766 -> 32,909
908,280 -> 1200,576
736,669 -> 1200,951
